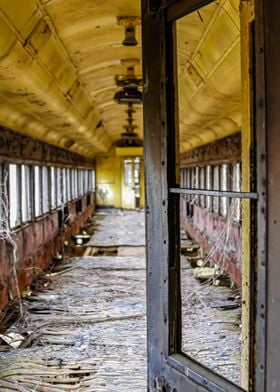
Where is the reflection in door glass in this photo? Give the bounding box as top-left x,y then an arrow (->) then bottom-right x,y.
176,0 -> 250,388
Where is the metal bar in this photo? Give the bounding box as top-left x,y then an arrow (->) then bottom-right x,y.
169,187 -> 258,199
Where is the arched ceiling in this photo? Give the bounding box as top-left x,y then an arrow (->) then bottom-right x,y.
0,0 -> 241,157
176,0 -> 241,152
0,0 -> 142,157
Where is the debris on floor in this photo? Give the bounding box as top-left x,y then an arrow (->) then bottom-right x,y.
0,210 -> 147,391
86,209 -> 145,247
0,209 -> 242,390
181,255 -> 241,386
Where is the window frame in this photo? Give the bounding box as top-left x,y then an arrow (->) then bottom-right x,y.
8,163 -> 21,229
142,0 -> 265,390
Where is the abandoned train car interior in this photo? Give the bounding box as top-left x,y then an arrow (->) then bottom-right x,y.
0,0 -> 279,391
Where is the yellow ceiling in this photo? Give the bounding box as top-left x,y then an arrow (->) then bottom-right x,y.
177,0 -> 241,152
0,0 -> 142,157
0,0 -> 241,157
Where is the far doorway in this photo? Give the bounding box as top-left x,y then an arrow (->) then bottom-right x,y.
121,156 -> 142,209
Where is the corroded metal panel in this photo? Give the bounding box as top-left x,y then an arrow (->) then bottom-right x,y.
0,127 -> 95,168
180,134 -> 241,173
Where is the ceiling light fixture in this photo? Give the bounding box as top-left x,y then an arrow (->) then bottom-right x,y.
114,67 -> 143,104
117,16 -> 141,47
114,87 -> 142,104
115,103 -> 143,147
122,23 -> 138,46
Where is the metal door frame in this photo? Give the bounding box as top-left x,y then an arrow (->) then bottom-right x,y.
142,0 -> 268,391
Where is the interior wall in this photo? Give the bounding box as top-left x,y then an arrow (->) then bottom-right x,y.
0,195 -> 95,310
96,148 -> 122,208
96,147 -> 145,209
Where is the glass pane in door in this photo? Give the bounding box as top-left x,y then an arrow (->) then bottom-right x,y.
176,1 -> 252,388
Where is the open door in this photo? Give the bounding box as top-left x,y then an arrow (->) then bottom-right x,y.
142,0 -> 266,391
121,157 -> 142,209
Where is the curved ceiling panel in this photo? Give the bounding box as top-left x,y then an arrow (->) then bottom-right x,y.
177,0 -> 241,152
0,0 -> 142,157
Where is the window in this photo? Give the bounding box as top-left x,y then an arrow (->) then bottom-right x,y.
206,165 -> 212,211
232,163 -> 241,222
71,169 -> 75,200
89,169 -> 95,192
220,164 -> 229,217
42,167 -> 49,214
84,170 -> 89,193
79,169 -> 84,196
9,164 -> 21,228
199,166 -> 205,208
56,167 -> 62,207
62,168 -> 67,204
66,168 -> 71,202
21,165 -> 32,222
34,166 -> 42,217
213,165 -> 220,214
50,167 -> 56,209
74,169 -> 78,198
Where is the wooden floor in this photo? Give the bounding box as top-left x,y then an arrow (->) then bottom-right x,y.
0,210 -> 147,391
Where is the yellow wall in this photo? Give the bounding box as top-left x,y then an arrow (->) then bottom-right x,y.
96,148 -> 122,208
96,147 -> 145,209
240,1 -> 255,390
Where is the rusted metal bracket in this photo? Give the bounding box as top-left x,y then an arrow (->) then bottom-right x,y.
180,133 -> 241,168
